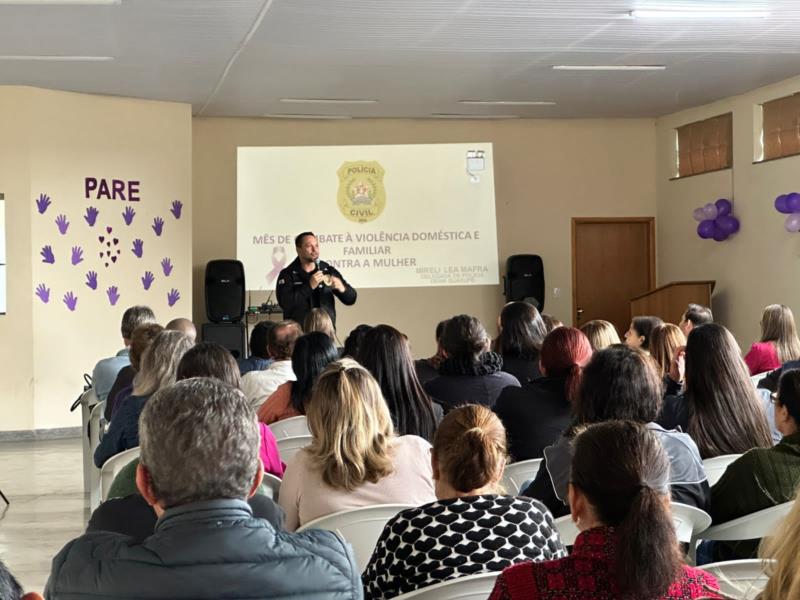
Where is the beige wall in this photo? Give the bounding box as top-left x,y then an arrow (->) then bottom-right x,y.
656,74 -> 800,349
193,118 -> 657,355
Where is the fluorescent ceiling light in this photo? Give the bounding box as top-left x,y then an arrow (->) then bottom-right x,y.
263,113 -> 352,120
279,98 -> 377,104
0,0 -> 121,4
553,65 -> 666,71
430,113 -> 519,119
459,100 -> 556,106
630,9 -> 769,19
0,55 -> 114,61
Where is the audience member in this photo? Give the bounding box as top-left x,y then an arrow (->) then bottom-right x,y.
623,315 -> 663,352
92,305 -> 156,403
241,320 -> 302,408
744,304 -> 800,375
257,332 -> 338,424
356,324 -> 441,441
541,313 -> 563,332
678,303 -> 713,337
650,323 -> 687,376
104,323 -> 163,420
278,359 -> 435,531
523,345 -> 708,518
413,319 -> 448,385
493,327 -> 592,461
490,421 -> 720,600
93,330 -> 192,467
0,559 -> 42,600
47,378 -> 360,599
579,319 -> 620,351
424,315 -> 520,411
659,323 -> 774,458
758,491 -> 800,600
303,307 -> 337,341
494,301 -> 548,384
238,321 -> 275,375
363,405 -> 565,599
165,317 -> 197,343
342,323 -> 373,358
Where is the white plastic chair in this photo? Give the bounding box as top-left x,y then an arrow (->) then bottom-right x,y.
671,503 -> 712,544
87,399 -> 105,510
697,501 -> 794,542
260,472 -> 282,501
702,454 -> 742,487
99,446 -> 140,502
392,572 -> 500,600
79,387 -> 100,496
276,435 -> 313,464
297,504 -> 414,571
554,514 -> 580,546
702,559 -> 772,600
501,458 -> 543,495
268,416 -> 310,440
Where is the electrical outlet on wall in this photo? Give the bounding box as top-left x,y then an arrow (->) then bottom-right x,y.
553,287 -> 561,298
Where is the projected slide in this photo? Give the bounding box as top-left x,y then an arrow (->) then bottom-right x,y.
237,143 -> 498,290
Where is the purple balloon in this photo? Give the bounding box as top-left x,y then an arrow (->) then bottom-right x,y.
713,228 -> 729,242
692,207 -> 706,222
785,213 -> 800,233
716,215 -> 740,235
787,192 -> 800,213
697,220 -> 716,239
702,202 -> 718,220
775,194 -> 792,214
715,198 -> 732,217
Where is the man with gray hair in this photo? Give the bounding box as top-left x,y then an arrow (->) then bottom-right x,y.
46,378 -> 361,599
92,305 -> 156,402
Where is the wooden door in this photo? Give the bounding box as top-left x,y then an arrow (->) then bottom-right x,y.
572,218 -> 655,336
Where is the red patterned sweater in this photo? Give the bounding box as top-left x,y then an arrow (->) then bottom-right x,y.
489,527 -> 720,600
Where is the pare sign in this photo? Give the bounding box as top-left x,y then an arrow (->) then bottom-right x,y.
85,177 -> 141,201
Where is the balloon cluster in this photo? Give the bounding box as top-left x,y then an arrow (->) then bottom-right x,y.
774,193 -> 800,232
692,198 -> 740,241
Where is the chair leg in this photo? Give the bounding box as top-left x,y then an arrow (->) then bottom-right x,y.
0,488 -> 8,505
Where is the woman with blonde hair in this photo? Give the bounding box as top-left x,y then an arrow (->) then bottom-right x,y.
650,323 -> 687,376
744,304 -> 800,375
579,319 -> 620,351
758,490 -> 800,600
278,358 -> 435,530
303,307 -> 337,342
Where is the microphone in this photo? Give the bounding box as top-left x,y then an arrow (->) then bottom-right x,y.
315,258 -> 326,287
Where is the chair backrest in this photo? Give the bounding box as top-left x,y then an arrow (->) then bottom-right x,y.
87,399 -> 105,510
554,514 -> 580,546
699,501 -> 794,542
268,415 -> 310,440
501,458 -> 543,495
100,446 -> 141,502
260,472 -> 282,501
702,454 -> 743,487
297,504 -> 414,571
392,572 -> 500,600
276,435 -> 313,465
671,502 -> 712,543
702,559 -> 773,600
80,388 -> 100,496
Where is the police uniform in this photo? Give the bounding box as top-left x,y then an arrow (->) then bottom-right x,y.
276,257 -> 357,328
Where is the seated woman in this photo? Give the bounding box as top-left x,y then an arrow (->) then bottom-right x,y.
623,315 -> 663,353
303,307 -> 337,342
414,319 -> 447,386
522,345 -> 708,518
93,330 -> 193,468
490,421 -> 720,600
704,368 -> 800,562
493,327 -> 592,461
579,319 -> 620,351
105,323 -> 164,421
650,323 -> 686,377
362,405 -> 565,599
494,301 -> 548,384
278,359 -> 436,531
424,314 -> 520,411
356,324 -> 441,442
744,304 -> 800,375
758,491 -> 800,600
257,332 -> 338,424
659,323 -> 775,458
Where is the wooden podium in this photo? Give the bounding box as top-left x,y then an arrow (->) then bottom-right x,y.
630,281 -> 715,325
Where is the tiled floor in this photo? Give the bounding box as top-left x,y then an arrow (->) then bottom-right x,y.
0,437 -> 87,594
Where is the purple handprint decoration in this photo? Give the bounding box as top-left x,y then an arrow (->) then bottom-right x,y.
55,214 -> 70,235
152,217 -> 164,236
85,271 -> 98,290
141,271 -> 155,290
161,257 -> 173,277
71,246 -> 84,265
35,284 -> 50,304
36,194 -> 51,215
40,245 -> 55,264
106,286 -> 120,306
84,206 -> 99,226
167,288 -> 181,307
122,206 -> 136,226
63,292 -> 78,312
170,200 -> 183,220
132,239 -> 144,258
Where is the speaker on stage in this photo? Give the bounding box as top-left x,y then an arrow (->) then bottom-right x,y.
205,259 -> 245,323
202,322 -> 247,359
503,254 -> 545,311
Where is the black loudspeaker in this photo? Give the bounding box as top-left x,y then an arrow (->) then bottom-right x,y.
202,322 -> 247,360
205,259 -> 245,323
503,254 -> 545,311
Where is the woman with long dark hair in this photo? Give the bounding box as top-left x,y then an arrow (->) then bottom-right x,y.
491,421 -> 720,600
494,301 -> 548,383
623,315 -> 663,352
356,325 -> 440,441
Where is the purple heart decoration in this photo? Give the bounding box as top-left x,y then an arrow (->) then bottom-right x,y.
692,198 -> 739,242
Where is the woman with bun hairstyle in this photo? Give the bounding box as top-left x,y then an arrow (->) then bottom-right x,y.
363,405 -> 565,600
493,327 -> 593,461
490,421 -> 720,599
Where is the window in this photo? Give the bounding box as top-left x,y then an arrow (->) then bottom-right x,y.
675,113 -> 733,178
760,92 -> 800,162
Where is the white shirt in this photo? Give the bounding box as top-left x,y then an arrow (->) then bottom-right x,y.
241,360 -> 295,409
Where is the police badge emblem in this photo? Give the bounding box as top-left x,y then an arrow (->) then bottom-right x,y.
337,160 -> 386,223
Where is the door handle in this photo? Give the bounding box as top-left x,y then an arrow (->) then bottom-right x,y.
576,308 -> 585,315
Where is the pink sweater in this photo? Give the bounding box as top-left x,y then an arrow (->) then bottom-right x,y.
258,422 -> 285,478
744,341 -> 781,376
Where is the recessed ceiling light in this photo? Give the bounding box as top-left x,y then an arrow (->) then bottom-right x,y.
279,98 -> 377,104
263,113 -> 352,120
0,55 -> 114,61
459,100 -> 556,106
430,114 -> 519,119
0,0 -> 121,4
552,65 -> 666,71
630,9 -> 769,19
